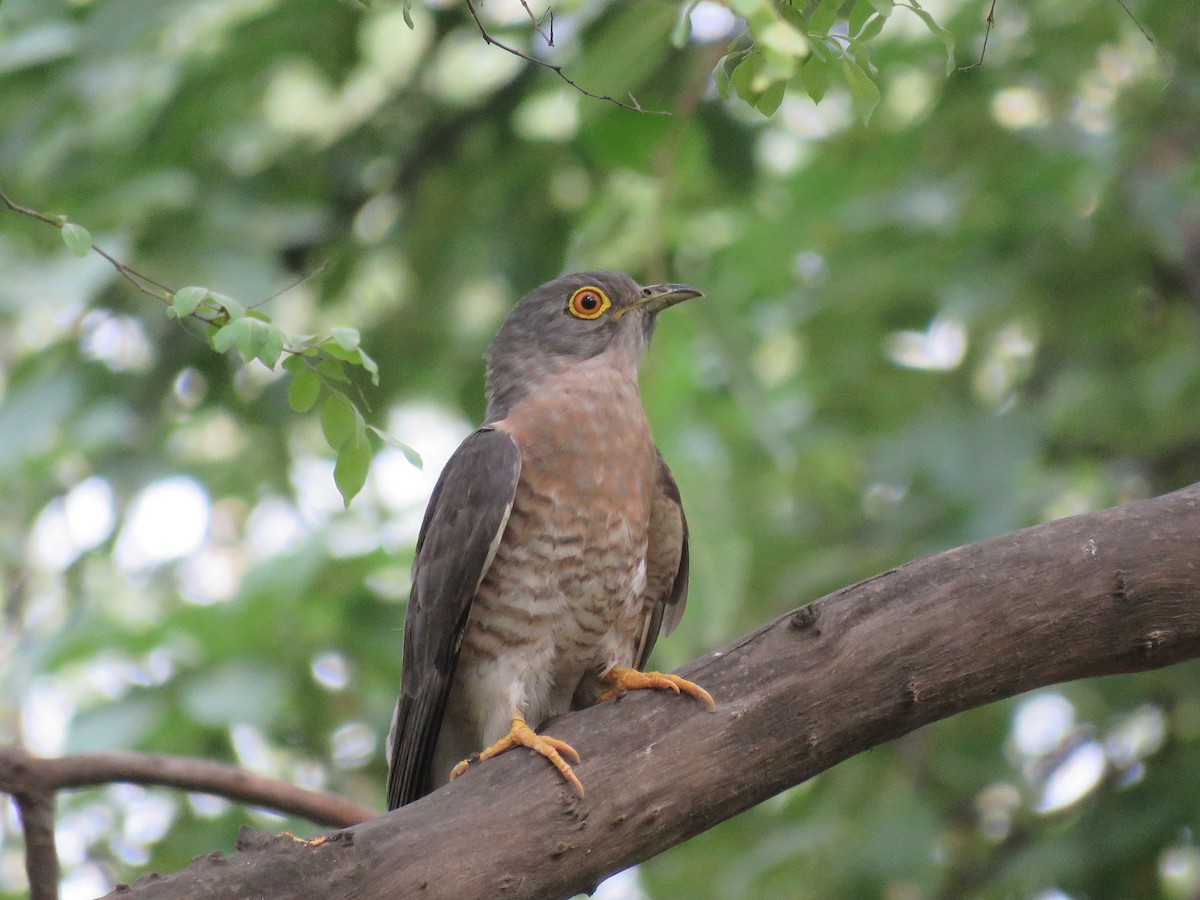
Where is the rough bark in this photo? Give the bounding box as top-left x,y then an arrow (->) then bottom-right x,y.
106,483 -> 1200,900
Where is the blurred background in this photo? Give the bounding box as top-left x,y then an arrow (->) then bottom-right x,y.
1,0 -> 1198,897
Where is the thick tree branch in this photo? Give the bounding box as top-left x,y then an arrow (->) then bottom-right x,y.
0,746 -> 376,828
106,482 -> 1200,899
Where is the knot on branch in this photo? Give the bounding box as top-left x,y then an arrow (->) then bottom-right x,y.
788,604 -> 821,634
1141,629 -> 1170,655
1112,569 -> 1130,601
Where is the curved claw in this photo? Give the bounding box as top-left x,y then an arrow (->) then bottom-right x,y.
449,717 -> 585,797
599,666 -> 717,711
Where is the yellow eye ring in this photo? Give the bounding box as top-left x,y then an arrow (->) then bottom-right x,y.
567,286 -> 611,320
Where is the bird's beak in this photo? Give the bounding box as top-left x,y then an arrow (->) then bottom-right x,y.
617,283 -> 704,319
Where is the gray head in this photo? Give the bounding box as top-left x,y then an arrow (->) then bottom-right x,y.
484,271 -> 702,420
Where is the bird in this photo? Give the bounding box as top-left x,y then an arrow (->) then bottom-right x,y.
386,270 -> 714,810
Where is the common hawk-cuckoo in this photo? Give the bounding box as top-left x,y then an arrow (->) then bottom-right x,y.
386,271 -> 713,809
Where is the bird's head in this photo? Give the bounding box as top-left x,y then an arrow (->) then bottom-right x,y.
484,271 -> 702,419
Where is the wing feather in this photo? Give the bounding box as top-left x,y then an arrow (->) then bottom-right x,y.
386,426 -> 521,809
634,451 -> 690,669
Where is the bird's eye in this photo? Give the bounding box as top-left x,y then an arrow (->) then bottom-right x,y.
567,286 -> 611,320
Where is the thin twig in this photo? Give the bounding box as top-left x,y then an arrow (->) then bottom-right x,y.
517,0 -> 553,46
1110,0 -> 1173,77
253,260 -> 331,309
1,189 -> 327,323
958,0 -> 1170,76
958,0 -> 997,72
1,188 -> 177,303
462,0 -> 664,115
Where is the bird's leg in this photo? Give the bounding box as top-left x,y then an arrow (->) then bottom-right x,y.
599,666 -> 717,711
449,717 -> 585,797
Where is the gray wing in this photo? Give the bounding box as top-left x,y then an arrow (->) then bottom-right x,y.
633,451 -> 690,669
386,426 -> 521,809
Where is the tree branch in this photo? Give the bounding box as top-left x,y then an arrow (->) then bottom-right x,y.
462,0 -> 664,115
0,746 -> 376,828
103,482 -> 1200,898
0,188 -> 177,303
13,789 -> 58,900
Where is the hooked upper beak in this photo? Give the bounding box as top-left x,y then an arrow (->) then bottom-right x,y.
618,283 -> 704,318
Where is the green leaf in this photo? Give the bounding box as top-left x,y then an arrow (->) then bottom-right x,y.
334,432 -> 372,507
855,12 -> 888,42
322,342 -> 361,363
172,286 -> 209,318
729,48 -> 790,118
61,222 -> 92,257
756,47 -> 797,90
730,51 -> 762,106
809,0 -> 840,35
713,54 -> 736,99
318,357 -> 350,383
288,367 -> 322,413
357,346 -> 380,385
212,317 -> 273,362
800,56 -> 832,104
729,0 -> 768,18
842,56 -> 881,123
401,0 -> 414,27
289,334 -> 320,351
258,324 -> 285,368
848,0 -> 876,38
321,391 -> 359,449
368,424 -> 423,469
904,2 -> 956,73
756,20 -> 808,57
211,318 -> 247,354
281,354 -> 307,375
331,327 -> 361,351
671,5 -> 692,48
209,293 -> 245,319
754,79 -> 787,116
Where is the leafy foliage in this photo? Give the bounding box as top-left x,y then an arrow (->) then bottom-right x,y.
1,0 -> 1198,897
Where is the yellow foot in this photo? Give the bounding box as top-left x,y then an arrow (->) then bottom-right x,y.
279,831 -> 327,847
449,717 -> 585,797
599,666 -> 717,711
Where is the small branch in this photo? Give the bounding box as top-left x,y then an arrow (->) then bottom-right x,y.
462,0 -> 664,115
0,189 -> 61,227
14,789 -> 58,900
958,0 -> 997,72
0,746 -> 378,827
253,260 -> 330,309
959,0 -> 1172,76
1,188 -> 328,327
1,188 -> 188,310
517,0 -> 553,46
1109,0 -> 1172,78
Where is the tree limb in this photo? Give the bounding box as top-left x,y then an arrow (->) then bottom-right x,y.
13,789 -> 58,900
102,482 -> 1200,898
0,746 -> 376,828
